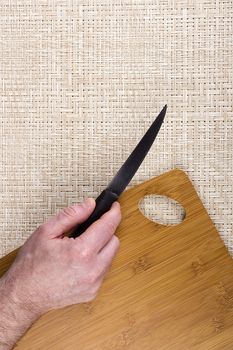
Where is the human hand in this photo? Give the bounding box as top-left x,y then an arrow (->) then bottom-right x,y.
0,198 -> 121,349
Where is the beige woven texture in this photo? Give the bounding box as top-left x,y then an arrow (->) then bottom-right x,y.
0,1 -> 232,258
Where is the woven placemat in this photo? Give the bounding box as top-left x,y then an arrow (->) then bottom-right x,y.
0,1 -> 232,258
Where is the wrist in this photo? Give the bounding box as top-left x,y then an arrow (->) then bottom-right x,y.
0,275 -> 42,349
0,272 -> 43,318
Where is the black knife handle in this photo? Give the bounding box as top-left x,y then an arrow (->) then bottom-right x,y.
71,189 -> 119,238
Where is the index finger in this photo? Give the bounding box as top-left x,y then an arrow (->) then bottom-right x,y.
76,201 -> 121,254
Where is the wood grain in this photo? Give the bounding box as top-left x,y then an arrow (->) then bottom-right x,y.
1,169 -> 233,349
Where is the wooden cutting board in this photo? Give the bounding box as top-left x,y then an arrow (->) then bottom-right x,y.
1,169 -> 233,350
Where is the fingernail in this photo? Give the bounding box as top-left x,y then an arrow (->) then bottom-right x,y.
112,201 -> 120,209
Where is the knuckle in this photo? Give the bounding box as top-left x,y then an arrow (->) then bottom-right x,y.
79,247 -> 92,261
87,264 -> 102,284
87,270 -> 98,284
62,205 -> 79,218
95,263 -> 103,277
104,219 -> 116,234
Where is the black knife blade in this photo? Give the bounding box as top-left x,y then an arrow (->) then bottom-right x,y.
71,105 -> 167,238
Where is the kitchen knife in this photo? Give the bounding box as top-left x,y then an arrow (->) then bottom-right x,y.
71,105 -> 167,237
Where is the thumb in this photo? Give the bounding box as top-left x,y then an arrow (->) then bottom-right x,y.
38,198 -> 96,239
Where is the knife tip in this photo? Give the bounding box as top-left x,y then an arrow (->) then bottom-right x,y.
159,104 -> 167,120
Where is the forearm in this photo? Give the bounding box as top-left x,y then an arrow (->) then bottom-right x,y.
0,276 -> 41,350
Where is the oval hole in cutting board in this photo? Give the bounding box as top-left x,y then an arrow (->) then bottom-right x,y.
138,195 -> 186,226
